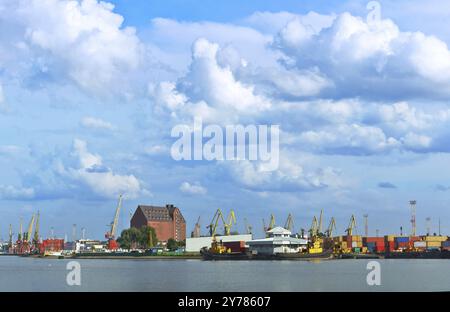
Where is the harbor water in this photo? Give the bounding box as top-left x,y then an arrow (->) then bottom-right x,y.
0,256 -> 449,291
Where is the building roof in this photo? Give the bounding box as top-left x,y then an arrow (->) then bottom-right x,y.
137,204 -> 185,223
247,236 -> 308,246
267,226 -> 292,235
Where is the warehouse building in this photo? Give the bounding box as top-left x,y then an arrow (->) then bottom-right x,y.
131,204 -> 186,242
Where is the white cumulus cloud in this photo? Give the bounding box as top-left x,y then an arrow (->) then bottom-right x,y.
179,182 -> 207,195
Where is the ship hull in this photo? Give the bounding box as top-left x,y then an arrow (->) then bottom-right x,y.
384,250 -> 450,259
253,249 -> 333,260
200,248 -> 251,260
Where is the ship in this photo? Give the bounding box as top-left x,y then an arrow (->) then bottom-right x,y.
384,249 -> 450,259
200,247 -> 251,260
200,238 -> 251,260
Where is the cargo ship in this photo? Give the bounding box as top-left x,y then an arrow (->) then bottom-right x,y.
384,249 -> 450,259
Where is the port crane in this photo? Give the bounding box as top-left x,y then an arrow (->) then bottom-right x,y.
105,194 -> 123,250
191,216 -> 201,238
32,211 -> 40,252
24,214 -> 35,243
268,214 -> 275,231
325,217 -> 336,237
318,209 -> 323,235
345,215 -> 356,236
284,214 -> 294,232
309,216 -> 318,238
223,210 -> 236,236
206,209 -> 226,237
244,218 -> 252,235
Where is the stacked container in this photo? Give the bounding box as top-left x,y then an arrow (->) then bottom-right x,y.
413,241 -> 426,250
442,241 -> 450,251
363,237 -> 385,253
385,235 -> 395,252
424,236 -> 448,250
395,237 -> 409,249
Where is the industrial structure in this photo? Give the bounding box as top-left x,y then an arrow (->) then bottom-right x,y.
130,204 -> 186,242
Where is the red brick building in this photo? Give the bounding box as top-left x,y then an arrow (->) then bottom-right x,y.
130,204 -> 186,242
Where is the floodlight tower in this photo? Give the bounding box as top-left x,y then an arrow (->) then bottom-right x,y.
363,214 -> 369,237
426,217 -> 431,236
409,200 -> 416,236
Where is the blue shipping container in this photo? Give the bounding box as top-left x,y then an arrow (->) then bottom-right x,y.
395,237 -> 409,243
442,241 -> 450,247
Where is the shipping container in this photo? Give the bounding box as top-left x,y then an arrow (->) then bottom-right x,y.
424,236 -> 448,242
223,241 -> 246,253
394,237 -> 409,243
374,246 -> 385,252
414,241 -> 426,248
426,241 -> 442,248
442,241 -> 450,247
385,235 -> 395,241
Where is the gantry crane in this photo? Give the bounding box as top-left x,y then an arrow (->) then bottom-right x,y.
105,194 -> 123,250
223,210 -> 236,236
345,215 -> 357,236
191,216 -> 201,238
325,217 -> 336,237
284,213 -> 294,232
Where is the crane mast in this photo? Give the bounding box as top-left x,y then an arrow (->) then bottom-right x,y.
106,194 -> 123,250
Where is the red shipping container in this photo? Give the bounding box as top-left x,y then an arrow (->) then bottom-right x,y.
222,241 -> 245,253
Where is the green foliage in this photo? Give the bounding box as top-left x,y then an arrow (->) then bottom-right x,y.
117,226 -> 158,249
166,238 -> 178,251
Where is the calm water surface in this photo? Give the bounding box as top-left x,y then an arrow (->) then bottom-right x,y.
0,256 -> 449,291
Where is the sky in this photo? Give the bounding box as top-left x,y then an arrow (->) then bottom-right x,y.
1,0 -> 450,241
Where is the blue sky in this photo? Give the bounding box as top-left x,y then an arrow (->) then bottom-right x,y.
1,0 -> 450,241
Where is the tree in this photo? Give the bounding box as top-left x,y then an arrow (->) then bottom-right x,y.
166,238 -> 178,251
141,226 -> 157,248
117,226 -> 157,249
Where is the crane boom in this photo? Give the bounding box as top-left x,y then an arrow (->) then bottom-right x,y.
345,215 -> 356,236
318,209 -> 323,234
310,216 -> 318,238
284,213 -> 294,231
326,217 -> 336,237
224,210 -> 236,235
8,224 -> 12,247
110,195 -> 123,239
268,214 -> 275,231
25,214 -> 35,243
206,209 -> 226,237
33,210 -> 40,244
